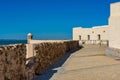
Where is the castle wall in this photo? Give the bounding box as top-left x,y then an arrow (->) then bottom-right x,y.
109,2 -> 120,49
0,44 -> 26,80
73,26 -> 109,43
26,40 -> 80,79
0,39 -> 80,80
29,41 -> 79,75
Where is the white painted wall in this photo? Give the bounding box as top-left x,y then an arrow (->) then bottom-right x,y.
73,2 -> 120,48
109,2 -> 120,49
73,26 -> 109,41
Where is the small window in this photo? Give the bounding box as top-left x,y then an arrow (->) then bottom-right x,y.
98,34 -> 101,40
92,31 -> 94,33
88,35 -> 90,40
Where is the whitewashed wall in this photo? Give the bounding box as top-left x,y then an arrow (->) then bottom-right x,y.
73,26 -> 109,41
109,2 -> 120,49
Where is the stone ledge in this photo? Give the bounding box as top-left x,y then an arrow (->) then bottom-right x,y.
106,47 -> 120,57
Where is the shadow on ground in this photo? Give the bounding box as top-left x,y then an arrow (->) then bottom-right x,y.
34,46 -> 82,80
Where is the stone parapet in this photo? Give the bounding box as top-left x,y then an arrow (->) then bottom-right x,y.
26,40 -> 80,78
106,47 -> 120,58
0,44 -> 26,80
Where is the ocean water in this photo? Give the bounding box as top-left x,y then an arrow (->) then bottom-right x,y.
0,40 -> 27,45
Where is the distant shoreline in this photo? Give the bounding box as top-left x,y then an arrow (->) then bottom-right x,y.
0,40 -> 27,45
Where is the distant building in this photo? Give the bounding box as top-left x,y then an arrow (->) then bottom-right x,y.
73,2 -> 120,57
73,25 -> 109,44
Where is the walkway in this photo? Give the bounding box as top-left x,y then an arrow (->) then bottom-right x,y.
35,45 -> 120,80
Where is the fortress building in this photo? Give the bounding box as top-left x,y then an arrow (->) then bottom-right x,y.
73,25 -> 109,44
109,2 -> 120,49
73,2 -> 120,48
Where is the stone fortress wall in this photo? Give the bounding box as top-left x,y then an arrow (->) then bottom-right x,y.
26,34 -> 80,79
106,2 -> 120,57
30,40 -> 79,75
109,2 -> 120,49
73,2 -> 120,57
0,33 -> 79,80
0,44 -> 26,80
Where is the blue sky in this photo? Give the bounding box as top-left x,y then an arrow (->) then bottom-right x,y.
0,0 -> 120,40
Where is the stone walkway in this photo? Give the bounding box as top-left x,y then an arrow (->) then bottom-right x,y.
35,45 -> 120,80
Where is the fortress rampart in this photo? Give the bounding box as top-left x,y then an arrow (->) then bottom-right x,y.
0,44 -> 26,80
0,33 -> 79,80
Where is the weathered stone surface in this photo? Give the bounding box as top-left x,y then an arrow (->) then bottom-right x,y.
26,41 -> 79,77
0,41 -> 79,80
106,47 -> 120,57
0,44 -> 26,80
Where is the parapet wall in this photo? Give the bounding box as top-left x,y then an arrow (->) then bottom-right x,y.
0,44 -> 26,80
29,40 -> 74,44
0,40 -> 79,80
26,40 -> 79,79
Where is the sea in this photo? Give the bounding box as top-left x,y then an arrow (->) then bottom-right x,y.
0,40 -> 27,45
